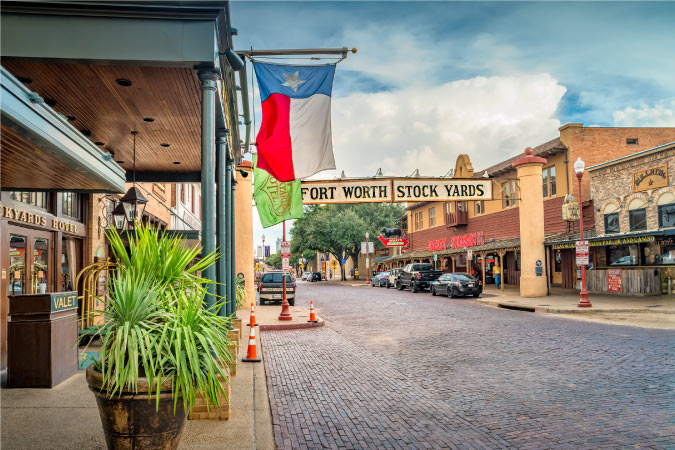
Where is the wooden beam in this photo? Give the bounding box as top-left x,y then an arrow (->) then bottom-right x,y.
126,171 -> 201,183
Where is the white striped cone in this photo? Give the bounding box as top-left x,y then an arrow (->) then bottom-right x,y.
242,325 -> 261,362
308,300 -> 317,322
247,304 -> 257,327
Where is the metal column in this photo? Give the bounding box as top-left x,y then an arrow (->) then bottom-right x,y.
230,173 -> 237,317
225,156 -> 234,316
198,69 -> 218,308
216,131 -> 228,316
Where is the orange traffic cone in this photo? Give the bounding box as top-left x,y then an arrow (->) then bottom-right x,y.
242,324 -> 261,363
247,304 -> 258,327
307,300 -> 318,323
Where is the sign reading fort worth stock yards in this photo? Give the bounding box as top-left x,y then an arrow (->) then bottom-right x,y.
301,178 -> 492,204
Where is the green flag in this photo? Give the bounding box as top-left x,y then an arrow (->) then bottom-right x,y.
253,154 -> 304,228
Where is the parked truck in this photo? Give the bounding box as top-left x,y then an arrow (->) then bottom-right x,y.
396,263 -> 443,292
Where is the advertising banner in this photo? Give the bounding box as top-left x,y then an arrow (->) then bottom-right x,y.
608,269 -> 622,293
575,240 -> 589,265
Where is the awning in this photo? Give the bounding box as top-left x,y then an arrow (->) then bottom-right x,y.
546,229 -> 664,249
1,67 -> 126,192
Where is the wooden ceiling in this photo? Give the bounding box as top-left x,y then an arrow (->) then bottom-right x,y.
2,61 -> 203,174
1,124 -> 112,191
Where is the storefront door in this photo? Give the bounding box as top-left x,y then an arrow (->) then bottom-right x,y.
2,226 -> 52,369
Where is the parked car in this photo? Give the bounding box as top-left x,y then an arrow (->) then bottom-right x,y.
371,271 -> 391,287
430,273 -> 482,298
396,263 -> 443,292
258,271 -> 295,306
301,272 -> 312,281
310,272 -> 322,282
386,268 -> 401,289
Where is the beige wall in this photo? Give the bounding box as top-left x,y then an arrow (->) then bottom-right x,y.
235,163 -> 255,307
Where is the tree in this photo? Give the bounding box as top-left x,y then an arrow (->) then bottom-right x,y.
265,251 -> 282,269
290,203 -> 405,280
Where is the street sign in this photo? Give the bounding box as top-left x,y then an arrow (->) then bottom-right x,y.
300,264 -> 305,269
433,254 -> 438,262
576,240 -> 589,265
255,263 -> 261,272
331,260 -> 338,269
282,257 -> 289,271
361,241 -> 374,253
378,235 -> 409,247
280,241 -> 290,258
467,249 -> 473,260
256,245 -> 263,259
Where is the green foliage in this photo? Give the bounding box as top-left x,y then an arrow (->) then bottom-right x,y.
80,224 -> 232,414
290,203 -> 405,279
265,251 -> 282,269
235,275 -> 247,309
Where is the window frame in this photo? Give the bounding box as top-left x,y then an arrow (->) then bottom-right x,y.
629,208 -> 647,231
658,203 -> 675,228
604,212 -> 620,234
428,207 -> 436,227
475,200 -> 485,215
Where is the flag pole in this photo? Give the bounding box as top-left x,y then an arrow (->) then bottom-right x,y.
279,220 -> 293,321
237,48 -> 357,58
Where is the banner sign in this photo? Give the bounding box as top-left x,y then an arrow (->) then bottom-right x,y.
608,269 -> 622,293
551,234 -> 657,250
633,165 -> 668,192
379,235 -> 409,247
450,232 -> 485,249
280,241 -> 290,258
300,178 -> 492,204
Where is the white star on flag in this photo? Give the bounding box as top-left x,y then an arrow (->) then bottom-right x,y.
281,71 -> 306,92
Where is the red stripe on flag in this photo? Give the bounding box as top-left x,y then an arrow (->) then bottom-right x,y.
256,93 -> 295,181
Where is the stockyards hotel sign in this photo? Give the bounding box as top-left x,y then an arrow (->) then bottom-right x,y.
633,165 -> 668,192
301,178 -> 492,204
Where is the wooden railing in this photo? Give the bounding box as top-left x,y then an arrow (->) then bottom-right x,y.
446,211 -> 468,227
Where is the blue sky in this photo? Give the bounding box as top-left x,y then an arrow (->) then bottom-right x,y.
230,1 -> 675,248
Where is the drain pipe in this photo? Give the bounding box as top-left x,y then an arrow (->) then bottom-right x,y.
238,58 -> 252,154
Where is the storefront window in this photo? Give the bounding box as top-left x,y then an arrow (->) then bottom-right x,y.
629,209 -> 647,231
9,235 -> 26,295
641,241 -> 675,265
62,192 -> 82,219
658,203 -> 675,228
61,238 -> 83,291
607,245 -> 635,266
604,213 -> 620,234
9,191 -> 49,210
554,250 -> 562,272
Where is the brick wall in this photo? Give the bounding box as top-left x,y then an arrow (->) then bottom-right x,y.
590,147 -> 675,235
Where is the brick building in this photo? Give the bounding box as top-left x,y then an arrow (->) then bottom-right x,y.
385,125 -> 675,294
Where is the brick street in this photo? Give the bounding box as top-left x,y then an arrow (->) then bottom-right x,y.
262,282 -> 674,449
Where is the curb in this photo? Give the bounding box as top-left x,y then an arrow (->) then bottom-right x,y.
476,298 -> 674,315
259,319 -> 325,332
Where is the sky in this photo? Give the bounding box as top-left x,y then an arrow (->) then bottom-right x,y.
230,1 -> 675,251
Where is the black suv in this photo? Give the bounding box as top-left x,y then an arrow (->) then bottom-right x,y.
258,271 -> 296,305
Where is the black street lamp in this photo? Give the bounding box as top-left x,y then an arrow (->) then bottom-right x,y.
111,201 -> 128,231
119,130 -> 147,228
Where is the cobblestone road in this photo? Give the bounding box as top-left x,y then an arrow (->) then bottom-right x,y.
261,282 -> 674,449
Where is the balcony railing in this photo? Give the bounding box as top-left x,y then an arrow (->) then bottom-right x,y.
446,211 -> 468,227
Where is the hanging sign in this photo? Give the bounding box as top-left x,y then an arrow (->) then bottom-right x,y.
633,165 -> 668,192
280,241 -> 291,258
300,178 -> 492,204
379,235 -> 408,247
282,257 -> 289,271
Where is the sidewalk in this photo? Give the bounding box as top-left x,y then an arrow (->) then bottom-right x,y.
477,285 -> 675,329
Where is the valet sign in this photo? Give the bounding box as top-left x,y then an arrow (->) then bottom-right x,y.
576,240 -> 589,265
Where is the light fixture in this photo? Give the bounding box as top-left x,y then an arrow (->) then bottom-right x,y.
238,169 -> 249,178
120,131 -> 147,227
173,161 -> 181,165
66,115 -> 77,121
573,157 -> 585,175
143,117 -> 155,122
116,79 -> 132,87
112,202 -> 127,230
160,143 -> 170,147
94,142 -> 105,146
16,76 -> 32,84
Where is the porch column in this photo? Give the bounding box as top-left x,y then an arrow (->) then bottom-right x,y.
224,156 -> 233,316
198,69 -> 219,308
215,131 -> 228,316
513,147 -> 548,297
451,255 -> 455,272
481,252 -> 486,286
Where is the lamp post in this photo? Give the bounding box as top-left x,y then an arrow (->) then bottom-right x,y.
365,232 -> 370,284
261,233 -> 265,270
278,221 -> 292,320
574,157 -> 592,308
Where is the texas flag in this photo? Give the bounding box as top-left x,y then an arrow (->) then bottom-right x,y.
254,62 -> 336,182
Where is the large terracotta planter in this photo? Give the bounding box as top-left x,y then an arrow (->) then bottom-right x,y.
86,366 -> 186,450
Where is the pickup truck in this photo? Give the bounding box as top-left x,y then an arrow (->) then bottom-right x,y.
396,263 -> 443,293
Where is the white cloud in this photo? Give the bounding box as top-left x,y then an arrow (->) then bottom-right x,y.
613,100 -> 675,127
329,73 -> 566,178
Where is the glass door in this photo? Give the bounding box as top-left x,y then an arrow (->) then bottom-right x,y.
9,233 -> 28,296
6,227 -> 51,296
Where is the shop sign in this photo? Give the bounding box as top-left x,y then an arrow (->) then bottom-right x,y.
379,235 -> 408,247
0,204 -> 79,233
633,165 -> 668,192
608,269 -> 622,293
182,211 -> 200,230
300,178 -> 492,204
428,238 -> 447,252
575,240 -> 589,265
551,234 -> 657,250
280,241 -> 291,258
51,292 -> 78,312
562,196 -> 579,222
450,232 -> 485,249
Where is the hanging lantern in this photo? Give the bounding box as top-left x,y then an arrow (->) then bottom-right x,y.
120,186 -> 147,226
111,201 -> 128,230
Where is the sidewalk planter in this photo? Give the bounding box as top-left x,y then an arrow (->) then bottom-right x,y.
86,366 -> 186,449
188,370 -> 231,421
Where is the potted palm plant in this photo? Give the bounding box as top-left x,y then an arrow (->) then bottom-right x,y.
79,225 -> 232,450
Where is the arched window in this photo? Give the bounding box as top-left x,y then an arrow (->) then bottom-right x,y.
603,203 -> 620,234
657,192 -> 675,228
628,198 -> 647,231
